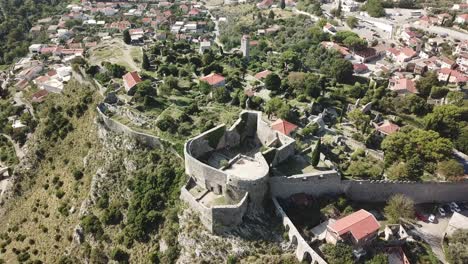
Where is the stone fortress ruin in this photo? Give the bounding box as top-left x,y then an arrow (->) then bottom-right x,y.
181,111 -> 468,235
95,106 -> 468,264
181,110 -> 296,233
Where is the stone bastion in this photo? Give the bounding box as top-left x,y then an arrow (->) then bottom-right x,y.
181,110 -> 297,233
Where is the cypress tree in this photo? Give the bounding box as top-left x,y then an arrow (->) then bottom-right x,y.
123,29 -> 131,44
311,138 -> 321,167
142,52 -> 150,70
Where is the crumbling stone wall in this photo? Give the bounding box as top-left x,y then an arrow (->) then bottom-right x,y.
97,104 -> 164,149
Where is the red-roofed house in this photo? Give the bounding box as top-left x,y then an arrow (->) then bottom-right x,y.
388,78 -> 417,95
353,63 -> 368,73
254,70 -> 272,81
31,89 -> 49,103
188,8 -> 200,17
374,120 -> 400,136
200,73 -> 225,88
271,119 -> 298,136
455,14 -> 468,24
123,71 -> 142,92
438,68 -> 468,85
326,209 -> 380,246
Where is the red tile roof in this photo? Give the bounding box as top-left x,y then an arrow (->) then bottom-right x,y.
376,121 -> 400,135
353,63 -> 368,72
31,90 -> 49,103
328,209 -> 380,242
123,71 -> 142,91
390,78 -> 417,93
188,8 -> 200,16
200,73 -> 225,86
271,119 -> 298,136
255,70 -> 272,80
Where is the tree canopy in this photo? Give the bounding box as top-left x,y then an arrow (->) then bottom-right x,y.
384,194 -> 414,223
381,127 -> 453,168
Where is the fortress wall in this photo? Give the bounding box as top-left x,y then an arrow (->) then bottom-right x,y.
180,185 -> 214,233
184,147 -> 227,194
97,105 -> 163,148
271,141 -> 296,167
272,197 -> 327,264
256,115 -> 279,146
211,193 -> 249,233
342,180 -> 468,203
270,171 -> 342,198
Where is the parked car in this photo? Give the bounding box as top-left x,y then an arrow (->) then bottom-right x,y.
449,202 -> 461,212
415,211 -> 428,222
353,248 -> 367,259
438,207 -> 446,217
428,214 -> 435,223
443,204 -> 452,213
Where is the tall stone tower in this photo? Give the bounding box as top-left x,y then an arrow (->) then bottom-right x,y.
241,34 -> 250,59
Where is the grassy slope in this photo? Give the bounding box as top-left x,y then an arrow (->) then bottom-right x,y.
0,80 -> 103,263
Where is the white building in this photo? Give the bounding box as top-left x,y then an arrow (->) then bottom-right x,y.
199,41 -> 211,54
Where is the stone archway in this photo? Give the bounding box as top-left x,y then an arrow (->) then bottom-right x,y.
302,251 -> 313,263
291,235 -> 298,247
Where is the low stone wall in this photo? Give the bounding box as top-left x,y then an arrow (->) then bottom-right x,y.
270,171 -> 342,198
342,180 -> 468,203
272,197 -> 327,264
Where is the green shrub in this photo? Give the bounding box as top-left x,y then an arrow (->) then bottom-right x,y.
110,248 -> 129,263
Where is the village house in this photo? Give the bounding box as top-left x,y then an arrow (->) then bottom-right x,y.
199,41 -> 211,54
437,68 -> 468,85
374,120 -> 400,137
200,73 -> 225,88
354,47 -> 380,63
254,70 -> 272,81
353,63 -> 368,74
388,77 -> 417,95
387,47 -> 417,64
455,14 -> 468,24
455,40 -> 468,54
31,89 -> 49,103
321,41 -> 352,60
123,71 -> 142,92
417,15 -> 438,27
456,52 -> 468,72
326,209 -> 381,247
437,56 -> 456,69
437,13 -> 452,25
